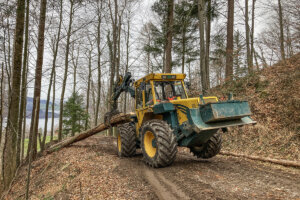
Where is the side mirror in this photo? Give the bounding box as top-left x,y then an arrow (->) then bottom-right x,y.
185,81 -> 191,89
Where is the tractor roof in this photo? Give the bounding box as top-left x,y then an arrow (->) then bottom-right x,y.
134,73 -> 186,86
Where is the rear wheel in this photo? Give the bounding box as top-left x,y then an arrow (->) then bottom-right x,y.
141,120 -> 177,168
117,123 -> 136,157
190,130 -> 222,159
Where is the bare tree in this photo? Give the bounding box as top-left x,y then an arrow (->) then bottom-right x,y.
28,0 -> 48,159
42,0 -> 63,149
226,0 -> 234,80
58,0 -> 75,141
245,0 -> 252,72
1,0 -> 25,192
0,63 -> 3,143
250,0 -> 256,69
50,69 -> 56,141
85,45 -> 92,130
198,0 -> 208,94
278,0 -> 285,61
205,0 -> 211,88
17,0 -> 30,166
165,0 -> 174,73
95,0 -> 103,126
124,12 -> 131,113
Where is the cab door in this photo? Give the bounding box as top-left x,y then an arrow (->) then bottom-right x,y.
135,82 -> 145,135
135,81 -> 157,136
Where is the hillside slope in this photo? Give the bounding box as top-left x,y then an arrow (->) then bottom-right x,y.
206,53 -> 300,161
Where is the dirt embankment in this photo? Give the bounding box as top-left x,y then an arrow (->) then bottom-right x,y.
5,135 -> 300,200
202,53 -> 300,161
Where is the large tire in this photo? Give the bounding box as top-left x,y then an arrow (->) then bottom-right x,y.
189,130 -> 222,159
117,122 -> 136,157
141,119 -> 177,168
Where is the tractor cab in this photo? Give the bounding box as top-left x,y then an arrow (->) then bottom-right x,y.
134,73 -> 219,127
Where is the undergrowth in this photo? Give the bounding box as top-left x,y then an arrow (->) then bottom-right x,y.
195,53 -> 300,161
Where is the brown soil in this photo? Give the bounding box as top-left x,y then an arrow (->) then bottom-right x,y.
5,135 -> 300,200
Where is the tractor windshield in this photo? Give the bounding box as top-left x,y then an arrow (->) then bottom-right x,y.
154,81 -> 187,102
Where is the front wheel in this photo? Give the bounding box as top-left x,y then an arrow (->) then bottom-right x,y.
141,120 -> 177,168
189,130 -> 222,159
117,122 -> 136,157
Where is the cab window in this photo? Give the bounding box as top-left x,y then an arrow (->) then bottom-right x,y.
136,86 -> 143,109
145,83 -> 154,106
154,81 -> 186,101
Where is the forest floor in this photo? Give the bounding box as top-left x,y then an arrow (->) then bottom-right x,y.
6,135 -> 300,200
4,52 -> 300,200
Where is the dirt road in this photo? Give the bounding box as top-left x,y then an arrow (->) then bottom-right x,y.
6,135 -> 300,200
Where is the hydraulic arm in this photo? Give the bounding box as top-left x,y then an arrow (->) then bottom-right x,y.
112,72 -> 135,110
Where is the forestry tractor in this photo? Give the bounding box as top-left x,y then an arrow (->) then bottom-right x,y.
106,72 -> 256,168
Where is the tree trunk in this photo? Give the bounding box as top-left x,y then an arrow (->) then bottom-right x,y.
42,0 -> 62,150
21,89 -> 27,161
50,69 -> 56,142
124,19 -> 130,113
0,63 -> 4,143
225,0 -> 234,80
26,97 -> 39,200
1,0 -> 25,192
278,0 -> 285,61
116,15 -> 121,82
108,0 -> 116,114
220,151 -> 300,168
17,0 -> 30,167
205,0 -> 211,88
181,28 -> 186,74
188,61 -> 191,82
3,20 -> 12,98
245,0 -> 252,72
95,1 -> 103,126
198,0 -> 207,94
58,0 -> 74,141
46,113 -> 133,154
85,49 -> 92,130
250,0 -> 256,69
165,0 -> 174,73
28,0 -> 47,160
254,50 -> 259,70
107,31 -> 114,136
71,44 -> 79,95
108,32 -> 115,112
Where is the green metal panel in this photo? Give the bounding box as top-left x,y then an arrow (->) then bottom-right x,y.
153,103 -> 175,114
190,108 -> 256,132
200,101 -> 251,123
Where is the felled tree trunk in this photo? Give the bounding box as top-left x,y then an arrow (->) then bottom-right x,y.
45,113 -> 133,154
220,151 -> 300,168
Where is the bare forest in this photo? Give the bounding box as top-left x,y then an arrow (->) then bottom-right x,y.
0,0 -> 299,199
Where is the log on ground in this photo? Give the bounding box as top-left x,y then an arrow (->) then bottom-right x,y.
220,151 -> 300,168
45,113 -> 133,154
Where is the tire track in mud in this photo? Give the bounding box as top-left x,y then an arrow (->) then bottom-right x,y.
143,167 -> 191,200
110,135 -> 300,200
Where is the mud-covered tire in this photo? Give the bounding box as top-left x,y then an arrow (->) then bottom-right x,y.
141,120 -> 177,168
190,130 -> 222,159
117,122 -> 136,157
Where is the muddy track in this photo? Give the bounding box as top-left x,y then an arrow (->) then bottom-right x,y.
111,135 -> 300,200
6,135 -> 300,200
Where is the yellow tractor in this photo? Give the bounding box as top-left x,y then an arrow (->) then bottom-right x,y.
109,72 -> 255,167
